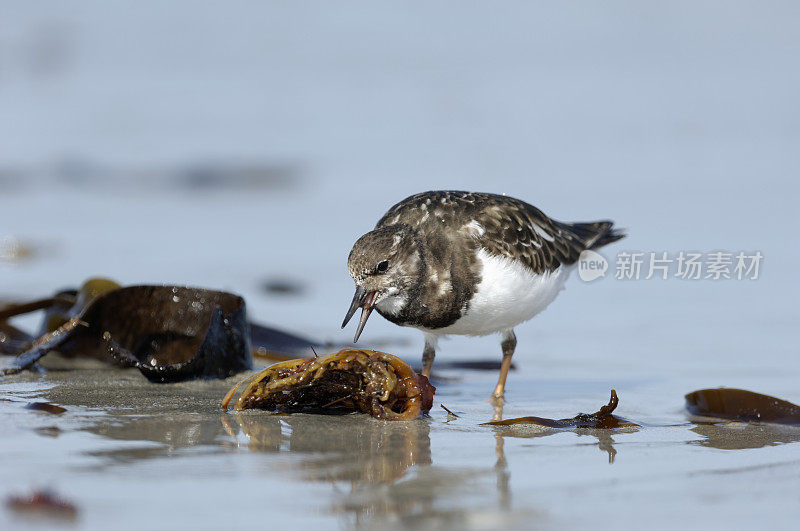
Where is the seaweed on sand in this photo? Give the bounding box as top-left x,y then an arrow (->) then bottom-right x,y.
222,348 -> 435,421
2,282 -> 251,382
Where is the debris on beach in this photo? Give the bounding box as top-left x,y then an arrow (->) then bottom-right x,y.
0,236 -> 39,263
25,402 -> 67,415
6,490 -> 78,520
37,278 -> 120,334
2,279 -> 252,382
249,322 -> 322,361
482,390 -> 639,429
222,348 -> 435,421
685,388 -> 800,425
95,286 -> 252,382
3,317 -> 89,376
429,359 -> 516,372
0,321 -> 34,355
260,277 -> 304,296
1,277 -> 352,377
441,404 -> 459,418
34,426 -> 62,438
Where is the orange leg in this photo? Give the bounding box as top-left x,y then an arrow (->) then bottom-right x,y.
492,330 -> 517,399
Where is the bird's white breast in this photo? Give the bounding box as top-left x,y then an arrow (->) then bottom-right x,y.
425,249 -> 573,336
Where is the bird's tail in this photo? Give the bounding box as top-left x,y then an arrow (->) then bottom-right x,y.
559,220 -> 626,250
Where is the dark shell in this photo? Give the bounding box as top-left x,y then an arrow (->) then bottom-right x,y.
4,285 -> 252,383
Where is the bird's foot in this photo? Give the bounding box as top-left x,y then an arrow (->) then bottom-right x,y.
491,384 -> 506,400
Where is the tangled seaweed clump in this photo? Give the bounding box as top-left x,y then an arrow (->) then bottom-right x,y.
222,348 -> 435,421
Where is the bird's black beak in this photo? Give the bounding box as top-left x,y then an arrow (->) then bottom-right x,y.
341,286 -> 377,343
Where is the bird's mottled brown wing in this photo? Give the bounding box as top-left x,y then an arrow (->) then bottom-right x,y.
377,190 -> 624,275
468,196 -> 597,274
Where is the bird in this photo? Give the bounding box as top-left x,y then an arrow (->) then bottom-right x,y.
341,190 -> 625,398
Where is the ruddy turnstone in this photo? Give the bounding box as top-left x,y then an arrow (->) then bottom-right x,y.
341,191 -> 625,398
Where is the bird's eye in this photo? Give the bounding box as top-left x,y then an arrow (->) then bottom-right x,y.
376,260 -> 389,273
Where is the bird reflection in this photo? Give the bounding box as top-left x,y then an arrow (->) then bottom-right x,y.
494,432 -> 511,510
491,395 -> 505,422
492,425 -> 625,464
594,430 -> 618,463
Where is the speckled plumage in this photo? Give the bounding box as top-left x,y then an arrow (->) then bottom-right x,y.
343,190 -> 625,396
377,190 -> 623,277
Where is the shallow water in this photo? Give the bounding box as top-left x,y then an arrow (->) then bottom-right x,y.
2,1 -> 800,529
2,360 -> 800,530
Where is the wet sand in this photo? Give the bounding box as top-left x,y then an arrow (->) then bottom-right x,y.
2,357 -> 800,530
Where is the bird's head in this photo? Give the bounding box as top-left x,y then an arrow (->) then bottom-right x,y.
341,224 -> 421,342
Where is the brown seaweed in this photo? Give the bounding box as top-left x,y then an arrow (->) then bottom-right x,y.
222,348 -> 435,420
441,404 -> 459,418
2,317 -> 87,375
3,285 -> 252,382
0,321 -> 34,356
25,402 -> 67,415
482,390 -> 639,429
249,321 -> 321,360
38,278 -> 120,334
6,490 -> 78,519
3,279 -> 319,370
1,278 -> 119,362
0,294 -> 75,322
685,388 -> 800,425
